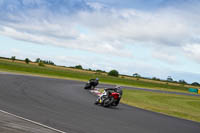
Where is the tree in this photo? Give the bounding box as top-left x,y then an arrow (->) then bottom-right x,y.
191,82 -> 200,86
48,60 -> 55,65
96,69 -> 106,73
25,58 -> 30,64
11,56 -> 16,62
75,65 -> 83,69
108,70 -> 119,77
152,77 -> 160,81
35,58 -> 40,63
35,58 -> 55,65
179,80 -> 187,84
167,76 -> 173,82
133,73 -> 140,77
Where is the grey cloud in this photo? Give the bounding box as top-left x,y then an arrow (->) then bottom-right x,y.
182,44 -> 200,64
1,1 -> 200,63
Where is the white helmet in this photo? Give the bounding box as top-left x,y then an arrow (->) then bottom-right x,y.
115,85 -> 121,89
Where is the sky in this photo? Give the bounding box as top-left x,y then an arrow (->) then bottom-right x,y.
0,0 -> 200,83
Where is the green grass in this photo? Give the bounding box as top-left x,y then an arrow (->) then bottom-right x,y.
121,89 -> 200,122
0,59 -> 193,93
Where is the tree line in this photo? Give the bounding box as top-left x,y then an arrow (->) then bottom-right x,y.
9,56 -> 200,86
10,56 -> 54,66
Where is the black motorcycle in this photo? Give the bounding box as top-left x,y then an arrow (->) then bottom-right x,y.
84,79 -> 99,90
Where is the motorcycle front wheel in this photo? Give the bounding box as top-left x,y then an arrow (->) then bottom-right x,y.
103,98 -> 111,107
84,83 -> 91,89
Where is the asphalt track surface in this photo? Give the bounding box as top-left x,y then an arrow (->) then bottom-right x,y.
0,73 -> 200,133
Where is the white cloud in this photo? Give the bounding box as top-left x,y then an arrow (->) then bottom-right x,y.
152,51 -> 177,64
183,43 -> 200,64
150,45 -> 180,65
86,2 -> 106,10
21,0 -> 44,6
1,1 -> 200,65
0,13 -> 133,58
77,8 -> 191,45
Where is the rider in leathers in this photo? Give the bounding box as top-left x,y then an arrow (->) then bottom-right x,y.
95,86 -> 122,104
89,78 -> 99,89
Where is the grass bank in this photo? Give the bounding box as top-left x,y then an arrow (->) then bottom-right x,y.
121,89 -> 200,122
0,59 -> 196,93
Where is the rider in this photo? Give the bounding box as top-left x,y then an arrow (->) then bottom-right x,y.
95,86 -> 122,104
89,78 -> 99,89
115,86 -> 123,96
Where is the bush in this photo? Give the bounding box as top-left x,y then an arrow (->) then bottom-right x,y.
152,77 -> 160,81
133,73 -> 140,78
108,70 -> 119,77
152,77 -> 157,80
179,80 -> 187,84
75,65 -> 83,69
191,82 -> 200,86
38,62 -> 45,67
96,69 -> 106,73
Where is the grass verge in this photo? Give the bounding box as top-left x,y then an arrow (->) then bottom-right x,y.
121,89 -> 200,122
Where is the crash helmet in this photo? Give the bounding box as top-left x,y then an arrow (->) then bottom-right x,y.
115,86 -> 122,94
96,78 -> 99,81
115,85 -> 121,90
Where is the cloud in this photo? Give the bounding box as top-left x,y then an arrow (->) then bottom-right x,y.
1,0 -> 200,64
152,51 -> 178,64
86,2 -> 106,10
183,43 -> 200,64
0,1 -> 134,58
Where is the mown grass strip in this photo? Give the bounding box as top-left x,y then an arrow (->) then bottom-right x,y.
121,89 -> 200,122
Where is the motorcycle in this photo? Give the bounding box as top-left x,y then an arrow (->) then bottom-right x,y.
84,79 -> 99,90
95,88 -> 122,107
84,81 -> 92,89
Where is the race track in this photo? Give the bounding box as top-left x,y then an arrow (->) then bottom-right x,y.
0,73 -> 199,133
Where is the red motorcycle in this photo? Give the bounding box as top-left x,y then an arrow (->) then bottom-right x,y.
95,88 -> 122,107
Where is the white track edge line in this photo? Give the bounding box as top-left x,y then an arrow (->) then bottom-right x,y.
0,109 -> 66,133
